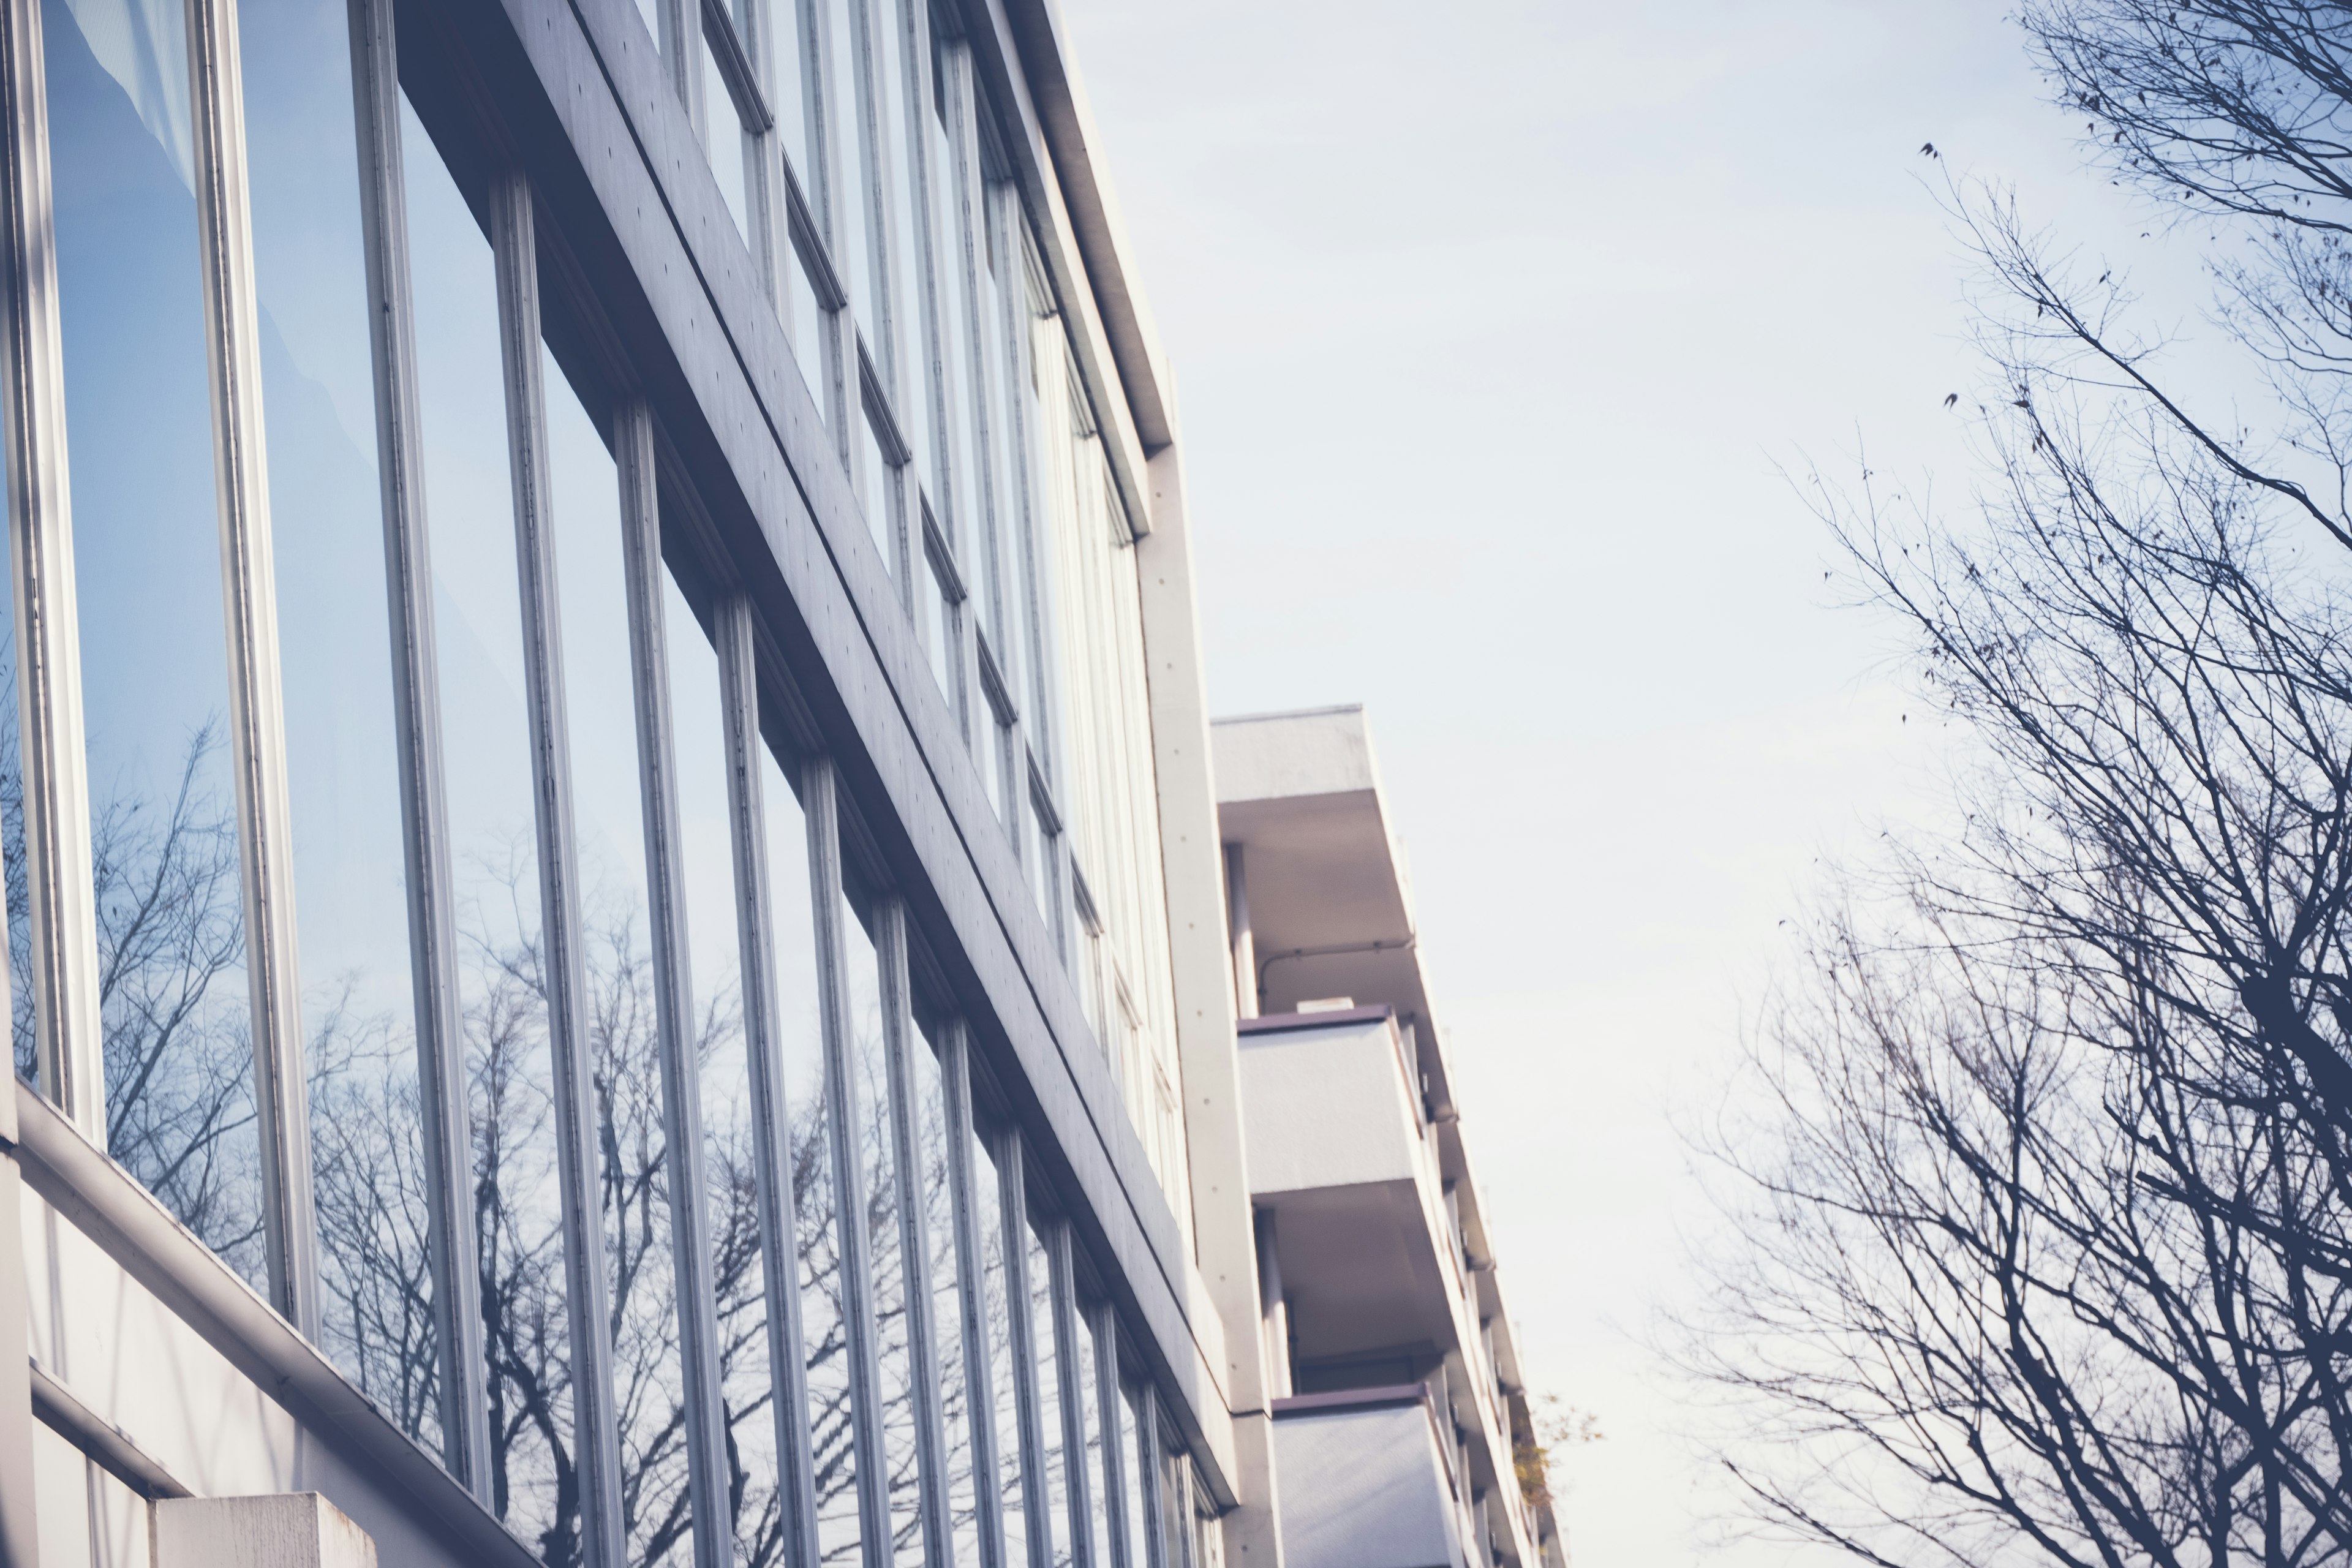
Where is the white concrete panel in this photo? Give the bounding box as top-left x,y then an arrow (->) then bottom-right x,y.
155,1494 -> 377,1568
32,1421 -> 90,1568
1238,1020 -> 1420,1196
88,1457 -> 150,1568
1271,1404 -> 1461,1568
18,1188 -> 297,1499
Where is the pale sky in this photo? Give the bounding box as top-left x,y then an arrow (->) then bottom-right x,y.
1053,3 -> 2211,1564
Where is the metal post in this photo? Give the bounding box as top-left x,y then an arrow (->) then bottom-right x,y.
488,165 -> 627,1568
616,399 -> 733,1568
714,590 -> 825,1568
803,755 -> 893,1568
875,897 -> 956,1567
0,0 -> 103,1146
342,0 -> 491,1492
940,1022 -> 1009,1568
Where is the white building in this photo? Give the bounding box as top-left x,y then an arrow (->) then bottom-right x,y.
0,1 -> 1562,1565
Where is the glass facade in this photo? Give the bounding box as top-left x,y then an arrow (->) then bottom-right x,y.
0,1 -> 1191,1566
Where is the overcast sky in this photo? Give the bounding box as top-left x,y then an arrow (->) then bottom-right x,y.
1048,2 -> 2229,1564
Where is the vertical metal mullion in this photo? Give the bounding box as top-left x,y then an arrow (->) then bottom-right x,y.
803,754 -> 894,1568
185,0 -> 319,1338
616,401 -> 734,1568
488,167 -> 628,1568
875,897 -> 955,1567
344,0 -> 491,1489
1093,1308 -> 1130,1568
998,1131 -> 1055,1568
0,0 -> 102,1142
715,590 -> 824,1568
940,1020 -> 1009,1568
1046,1220 -> 1095,1568
1135,1382 -> 1167,1568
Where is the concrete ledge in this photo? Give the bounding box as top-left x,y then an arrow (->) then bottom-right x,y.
156,1494 -> 376,1568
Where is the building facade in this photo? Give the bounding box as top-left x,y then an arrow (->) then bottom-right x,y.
0,1 -> 1556,1566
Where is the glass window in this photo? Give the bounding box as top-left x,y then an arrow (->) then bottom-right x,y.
401,92 -> 575,1545
1027,793 -> 1058,941
859,407 -> 899,575
826,0 -> 878,352
929,32 -> 980,551
764,743 -> 864,1566
913,1022 -> 978,1568
1026,1218 -> 1069,1568
845,898 -> 922,1561
1074,1308 -> 1112,1568
1118,1385 -> 1148,1568
45,0 -> 265,1283
766,0 -> 813,189
666,576 -> 785,1561
870,0 -> 934,500
786,238 -> 831,427
3,577 -> 24,1085
703,40 -> 752,240
922,542 -> 956,710
244,0 -> 438,1444
542,352 -> 696,1563
974,1123 -> 1025,1568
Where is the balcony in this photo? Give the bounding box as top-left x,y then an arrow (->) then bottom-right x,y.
1270,1386 -> 1478,1568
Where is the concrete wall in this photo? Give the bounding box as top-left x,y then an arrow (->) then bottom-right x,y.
1271,1401 -> 1464,1568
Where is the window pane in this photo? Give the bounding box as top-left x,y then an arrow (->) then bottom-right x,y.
47,0 -> 265,1284
770,751 -> 859,1566
826,0 -> 878,350
1026,1219 -> 1068,1568
923,548 -> 954,708
974,1126 -> 1025,1568
859,415 -> 897,573
786,241 -> 830,426
913,1023 -> 978,1567
1119,1385 -> 1147,1568
703,43 -> 751,240
870,0 -> 934,499
244,0 -> 437,1444
1027,797 -> 1056,938
542,352 -> 693,1564
3,579 -> 24,1085
929,50 -> 979,557
767,0 -> 813,188
401,93 -> 570,1547
845,902 -> 921,1562
666,577 -> 784,1562
1075,1309 -> 1110,1568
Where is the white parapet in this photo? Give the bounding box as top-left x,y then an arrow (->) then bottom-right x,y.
154,1494 -> 377,1568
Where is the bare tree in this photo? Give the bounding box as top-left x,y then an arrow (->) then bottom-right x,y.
1687,7 -> 2352,1563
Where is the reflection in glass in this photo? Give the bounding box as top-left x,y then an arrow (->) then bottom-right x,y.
666,576 -> 788,1561
763,0 -> 812,190
869,0 -> 933,497
785,243 -> 830,428
1075,1311 -> 1110,1568
826,0 -> 876,350
544,352 -> 694,1565
771,750 -> 860,1566
974,1126 -> 1026,1568
1118,1385 -> 1147,1568
5,588 -> 28,1085
914,1025 -> 978,1564
861,413 -> 897,573
1028,1219 -> 1069,1568
45,0 -> 265,1284
401,95 -> 577,1553
244,0 -> 440,1444
845,903 -> 921,1561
